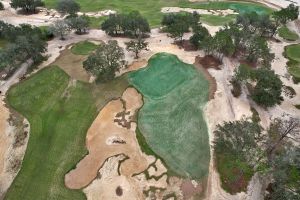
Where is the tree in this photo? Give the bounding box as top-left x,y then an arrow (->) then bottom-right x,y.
10,0 -> 44,13
251,68 -> 283,107
56,0 -> 80,16
167,18 -> 189,43
49,20 -> 71,40
273,4 -> 299,27
83,40 -> 125,82
189,24 -> 209,48
67,15 -> 90,34
125,36 -> 148,58
0,2 -> 4,10
101,13 -> 124,36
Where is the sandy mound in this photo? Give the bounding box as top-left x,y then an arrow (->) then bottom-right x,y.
65,87 -> 154,189
161,7 -> 237,15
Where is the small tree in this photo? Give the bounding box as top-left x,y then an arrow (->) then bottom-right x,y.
49,20 -> 70,40
83,40 -> 125,82
189,24 -> 209,49
125,36 -> 148,58
56,0 -> 80,16
0,2 -> 4,10
273,4 -> 299,27
10,0 -> 44,13
67,15 -> 90,34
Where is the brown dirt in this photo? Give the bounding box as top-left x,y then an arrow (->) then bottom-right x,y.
194,56 -> 218,100
51,48 -> 90,82
196,55 -> 221,70
65,87 -> 151,189
174,40 -> 198,51
181,180 -> 203,200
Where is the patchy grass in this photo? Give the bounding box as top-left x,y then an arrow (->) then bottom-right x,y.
87,16 -> 107,29
6,66 -> 97,200
0,38 -> 8,49
278,26 -> 299,41
285,44 -> 300,83
216,153 -> 254,194
129,53 -> 210,179
43,0 -> 272,27
71,41 -> 98,55
200,14 -> 236,26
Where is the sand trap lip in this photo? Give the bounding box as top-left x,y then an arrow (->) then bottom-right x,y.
161,7 -> 238,15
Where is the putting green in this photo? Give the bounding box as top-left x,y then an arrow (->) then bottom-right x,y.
129,53 -> 210,179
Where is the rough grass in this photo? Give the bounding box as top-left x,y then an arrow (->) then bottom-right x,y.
5,66 -> 97,200
0,38 -> 8,49
285,44 -> 300,83
43,0 -> 272,27
87,16 -> 107,29
129,53 -> 210,179
5,65 -> 130,199
216,153 -> 254,194
200,14 -> 236,26
278,26 -> 299,41
71,41 -> 99,55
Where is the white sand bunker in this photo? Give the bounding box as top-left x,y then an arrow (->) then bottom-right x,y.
78,10 -> 116,18
161,7 -> 238,16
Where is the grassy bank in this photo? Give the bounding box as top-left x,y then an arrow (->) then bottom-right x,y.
43,0 -> 272,27
278,26 -> 299,41
285,44 -> 300,83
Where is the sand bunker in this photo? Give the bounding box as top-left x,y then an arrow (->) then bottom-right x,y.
65,87 -> 155,189
161,7 -> 237,15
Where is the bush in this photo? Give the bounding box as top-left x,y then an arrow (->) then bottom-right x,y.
0,2 -> 4,10
231,78 -> 242,97
56,0 -> 80,16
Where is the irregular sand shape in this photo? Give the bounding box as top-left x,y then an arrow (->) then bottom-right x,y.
148,159 -> 167,178
0,101 -> 9,175
65,88 -> 154,189
84,154 -> 143,200
161,7 -> 238,15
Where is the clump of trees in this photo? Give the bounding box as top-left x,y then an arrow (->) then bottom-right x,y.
66,15 -> 90,34
83,40 -> 125,82
233,64 -> 283,107
273,4 -> 299,29
214,116 -> 300,198
0,21 -> 47,76
161,12 -> 200,43
125,36 -> 148,58
0,2 -> 4,10
56,0 -> 80,16
101,11 -> 150,38
10,0 -> 44,13
49,20 -> 71,40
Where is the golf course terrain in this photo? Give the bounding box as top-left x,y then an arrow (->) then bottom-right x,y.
285,44 -> 300,83
129,53 -> 210,179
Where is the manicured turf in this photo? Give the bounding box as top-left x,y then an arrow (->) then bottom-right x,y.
285,44 -> 300,83
5,66 -> 129,199
71,41 -> 98,55
43,0 -> 272,26
129,53 -> 210,179
278,26 -> 299,41
200,14 -> 236,26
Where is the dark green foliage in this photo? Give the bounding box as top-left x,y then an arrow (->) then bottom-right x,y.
283,85 -> 296,98
83,40 -> 125,82
56,0 -> 80,15
272,4 -> 299,26
0,21 -> 47,74
101,11 -> 150,38
0,2 -> 4,10
189,24 -> 209,48
67,15 -> 90,34
10,0 -> 44,13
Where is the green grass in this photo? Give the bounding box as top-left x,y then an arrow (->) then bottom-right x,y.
285,44 -> 300,83
5,66 -> 130,199
216,153 -> 254,194
278,26 -> 299,41
0,38 -> 8,49
87,16 -> 107,29
71,41 -> 98,55
43,0 -> 272,27
200,14 -> 236,26
129,53 -> 210,179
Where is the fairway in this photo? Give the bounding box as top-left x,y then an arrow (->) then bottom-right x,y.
278,26 -> 299,41
43,0 -> 272,26
5,66 -> 129,199
71,41 -> 98,55
129,53 -> 210,179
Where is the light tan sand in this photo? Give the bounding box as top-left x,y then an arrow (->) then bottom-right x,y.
161,7 -> 237,15
0,101 -> 9,175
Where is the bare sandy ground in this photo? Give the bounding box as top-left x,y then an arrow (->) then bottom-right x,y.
161,7 -> 237,15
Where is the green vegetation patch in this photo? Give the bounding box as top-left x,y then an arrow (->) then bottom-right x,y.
278,26 -> 299,41
200,14 -> 236,26
5,65 -> 130,199
129,53 -> 210,179
43,0 -> 272,27
71,41 -> 98,55
87,16 -> 107,29
285,44 -> 300,83
0,38 -> 8,49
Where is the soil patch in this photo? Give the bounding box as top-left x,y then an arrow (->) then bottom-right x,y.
196,55 -> 221,70
174,40 -> 198,51
181,180 -> 203,200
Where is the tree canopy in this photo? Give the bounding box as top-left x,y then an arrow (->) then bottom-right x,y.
49,20 -> 71,40
10,0 -> 44,13
66,15 -> 90,34
125,36 -> 148,58
83,40 -> 125,82
56,0 -> 80,16
101,11 -> 150,38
